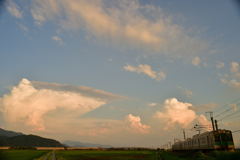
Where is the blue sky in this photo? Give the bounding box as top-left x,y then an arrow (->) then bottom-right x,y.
0,0 -> 240,147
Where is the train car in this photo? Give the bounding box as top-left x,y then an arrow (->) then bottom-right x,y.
172,129 -> 234,151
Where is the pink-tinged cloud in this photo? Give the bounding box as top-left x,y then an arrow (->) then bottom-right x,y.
30,0 -> 209,56
126,114 -> 150,134
123,64 -> 166,81
155,98 -> 210,129
0,78 -> 121,131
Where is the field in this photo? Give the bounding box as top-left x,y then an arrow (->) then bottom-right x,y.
0,149 -> 240,160
56,150 -> 156,160
0,150 -> 48,160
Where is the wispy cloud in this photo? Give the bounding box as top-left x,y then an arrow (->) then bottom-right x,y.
220,61 -> 240,89
0,78 -> 121,131
52,35 -> 64,45
126,114 -> 150,134
192,56 -> 201,66
230,61 -> 239,73
17,23 -> 29,32
216,61 -> 224,69
30,0 -> 209,56
148,103 -> 157,107
123,64 -> 166,81
7,0 -> 22,18
178,86 -> 193,98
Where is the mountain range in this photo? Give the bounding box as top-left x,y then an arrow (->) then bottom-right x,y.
0,128 -> 112,148
63,140 -> 112,148
0,128 -> 63,147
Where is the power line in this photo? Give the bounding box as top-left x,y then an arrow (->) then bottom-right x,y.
232,130 -> 240,133
215,102 -> 240,118
223,113 -> 240,121
218,110 -> 240,121
214,98 -> 240,115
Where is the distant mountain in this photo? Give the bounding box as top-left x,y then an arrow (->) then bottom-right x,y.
0,128 -> 64,147
64,140 -> 112,148
0,128 -> 24,137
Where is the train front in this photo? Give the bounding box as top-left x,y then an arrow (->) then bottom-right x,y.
213,130 -> 234,150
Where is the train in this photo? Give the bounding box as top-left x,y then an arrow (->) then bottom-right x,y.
172,129 -> 235,151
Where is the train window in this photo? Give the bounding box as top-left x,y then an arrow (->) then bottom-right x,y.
222,133 -> 233,141
214,134 -> 220,142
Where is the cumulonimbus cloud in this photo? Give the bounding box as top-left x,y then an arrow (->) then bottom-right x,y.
123,64 -> 166,81
126,114 -> 150,134
0,78 -> 121,130
30,0 -> 209,56
155,98 -> 211,129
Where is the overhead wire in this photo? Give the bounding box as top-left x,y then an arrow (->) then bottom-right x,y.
215,101 -> 240,118
218,109 -> 240,121
232,130 -> 240,133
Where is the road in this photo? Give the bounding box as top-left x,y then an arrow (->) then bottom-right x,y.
35,151 -> 57,160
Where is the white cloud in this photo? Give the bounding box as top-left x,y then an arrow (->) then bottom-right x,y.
126,114 -> 150,134
30,0 -> 209,56
7,0 -> 23,18
123,64 -> 166,81
52,36 -> 64,45
192,56 -> 201,66
178,86 -> 193,98
148,103 -> 157,107
220,62 -> 240,89
155,98 -> 210,129
216,61 -> 224,69
189,103 -> 217,112
17,23 -> 29,32
221,79 -> 240,89
0,78 -> 121,131
230,62 -> 239,73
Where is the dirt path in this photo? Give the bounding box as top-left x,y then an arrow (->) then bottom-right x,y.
35,151 -> 57,160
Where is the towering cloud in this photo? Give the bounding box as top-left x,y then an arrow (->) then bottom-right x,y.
0,78 -> 121,130
155,98 -> 210,129
126,114 -> 150,134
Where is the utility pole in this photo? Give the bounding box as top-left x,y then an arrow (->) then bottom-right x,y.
183,129 -> 186,140
206,111 -> 215,131
215,120 -> 219,131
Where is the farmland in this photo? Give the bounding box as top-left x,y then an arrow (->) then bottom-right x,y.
0,149 -> 240,160
56,150 -> 156,160
0,150 -> 48,160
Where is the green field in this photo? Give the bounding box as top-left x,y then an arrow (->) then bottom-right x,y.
159,150 -> 240,160
0,149 -> 240,160
56,150 -> 156,160
0,150 -> 48,160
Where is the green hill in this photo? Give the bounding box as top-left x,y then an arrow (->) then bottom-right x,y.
0,128 -> 64,147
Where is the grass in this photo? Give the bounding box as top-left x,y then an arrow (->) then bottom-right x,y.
56,150 -> 157,160
0,150 -> 48,160
160,150 -> 240,160
0,149 -> 239,160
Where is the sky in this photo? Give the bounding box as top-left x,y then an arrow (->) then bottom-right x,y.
0,0 -> 240,148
